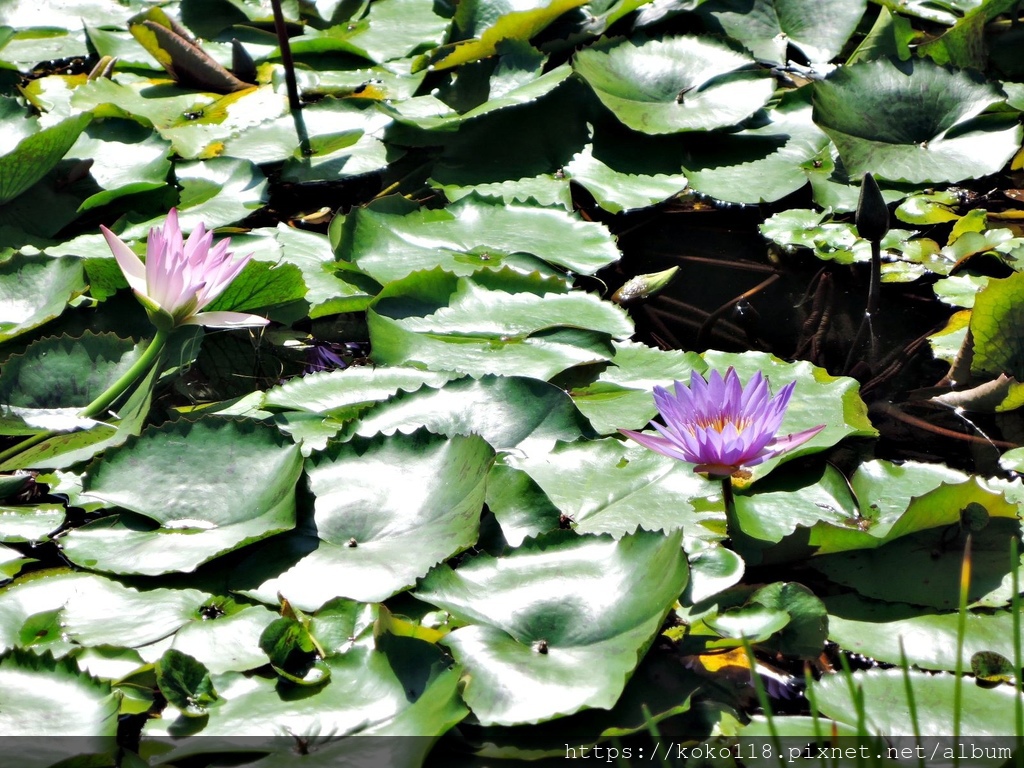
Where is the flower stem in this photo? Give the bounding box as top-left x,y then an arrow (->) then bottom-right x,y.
722,476 -> 739,537
0,329 -> 169,468
80,328 -> 169,420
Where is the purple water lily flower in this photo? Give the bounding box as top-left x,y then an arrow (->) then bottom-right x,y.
620,368 -> 825,479
101,208 -> 269,330
303,340 -> 349,374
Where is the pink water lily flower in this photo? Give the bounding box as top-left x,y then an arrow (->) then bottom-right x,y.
101,208 -> 269,330
620,368 -> 825,479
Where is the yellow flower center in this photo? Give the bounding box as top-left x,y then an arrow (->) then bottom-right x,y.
690,415 -> 751,434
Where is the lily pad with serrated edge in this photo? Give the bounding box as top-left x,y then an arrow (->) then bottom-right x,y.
368,268 -> 633,380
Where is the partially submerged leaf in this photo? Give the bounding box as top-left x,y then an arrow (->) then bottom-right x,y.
128,8 -> 253,93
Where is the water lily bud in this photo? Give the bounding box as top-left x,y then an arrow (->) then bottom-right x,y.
856,172 -> 889,242
612,266 -> 679,306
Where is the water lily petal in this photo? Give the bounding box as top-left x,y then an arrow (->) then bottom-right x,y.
184,310 -> 269,328
623,368 -> 826,480
103,207 -> 265,331
766,424 -> 826,455
100,226 -> 147,295
618,429 -> 694,463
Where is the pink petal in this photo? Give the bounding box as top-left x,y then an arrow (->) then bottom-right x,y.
101,225 -> 148,296
163,208 -> 183,247
184,310 -> 269,328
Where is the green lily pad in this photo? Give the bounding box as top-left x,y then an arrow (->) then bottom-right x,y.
171,604 -> 278,675
0,504 -> 65,544
697,0 -> 867,63
368,268 -> 633,380
733,464 -> 860,548
156,648 -> 220,718
413,0 -> 585,72
969,271 -> 1024,382
798,460 -> 1019,558
681,89 -> 832,205
484,462 -> 563,547
0,253 -> 86,344
0,473 -> 31,499
223,225 -> 376,318
201,257 -> 305,318
760,207 -> 950,280
826,593 -> 1022,672
0,570 -> 209,655
896,189 -> 964,225
263,366 -> 456,413
456,646 -> 702,759
157,86 -> 288,158
0,333 -> 145,435
173,157 -> 268,230
143,633 -> 466,744
279,105 -> 392,185
574,36 -> 773,134
72,119 -> 172,212
258,616 -> 331,686
811,478 -> 1022,609
346,374 -> 588,453
237,431 -> 493,610
334,195 -> 622,282
415,528 -> 688,725
812,57 -> 1022,183
0,544 -> 33,586
563,142 -> 688,214
505,438 -> 723,543
0,112 -> 91,205
0,361 -> 159,471
0,650 -> 119,761
61,419 -> 303,575
813,667 -> 1024,737
301,0 -> 450,64
683,546 -> 746,607
436,171 -> 573,211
